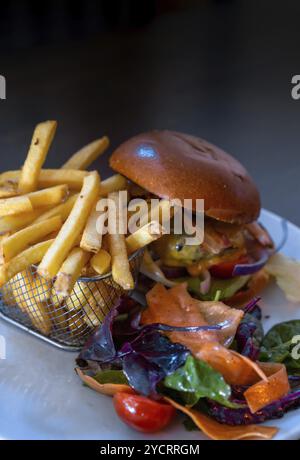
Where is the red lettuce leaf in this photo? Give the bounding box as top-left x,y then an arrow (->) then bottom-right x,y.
77,295 -> 222,396
234,304 -> 263,361
206,389 -> 300,425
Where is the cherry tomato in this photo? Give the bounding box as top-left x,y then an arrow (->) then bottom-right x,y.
113,392 -> 176,433
210,255 -> 249,279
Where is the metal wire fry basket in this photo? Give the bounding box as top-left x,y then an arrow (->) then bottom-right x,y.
0,249 -> 144,351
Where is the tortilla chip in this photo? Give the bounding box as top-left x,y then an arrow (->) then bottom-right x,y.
164,397 -> 278,440
244,363 -> 290,413
143,283 -> 265,385
170,282 -> 243,346
75,368 -> 133,396
197,344 -> 267,385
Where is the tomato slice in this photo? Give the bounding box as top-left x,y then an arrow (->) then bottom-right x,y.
113,392 -> 176,433
210,255 -> 249,279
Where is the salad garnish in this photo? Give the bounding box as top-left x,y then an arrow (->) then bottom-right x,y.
76,280 -> 300,440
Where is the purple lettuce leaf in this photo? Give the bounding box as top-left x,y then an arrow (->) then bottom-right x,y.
230,385 -> 249,401
77,295 -> 221,396
120,329 -> 189,375
289,375 -> 300,388
243,297 -> 261,317
77,296 -> 136,365
78,294 -> 223,367
77,291 -> 229,396
233,304 -> 264,361
206,389 -> 300,425
235,319 -> 260,361
77,307 -> 118,366
119,329 -> 189,396
122,352 -> 164,397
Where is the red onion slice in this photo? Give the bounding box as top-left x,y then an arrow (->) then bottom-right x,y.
232,219 -> 288,276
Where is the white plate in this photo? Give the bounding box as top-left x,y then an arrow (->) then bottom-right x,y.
1,208 -> 300,440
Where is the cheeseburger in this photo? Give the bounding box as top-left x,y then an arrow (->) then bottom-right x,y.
110,130 -> 274,306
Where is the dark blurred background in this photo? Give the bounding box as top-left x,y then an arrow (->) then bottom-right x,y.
0,0 -> 299,224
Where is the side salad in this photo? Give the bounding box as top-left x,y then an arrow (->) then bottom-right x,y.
76,275 -> 300,440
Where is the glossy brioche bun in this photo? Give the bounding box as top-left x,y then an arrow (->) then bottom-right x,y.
109,130 -> 261,224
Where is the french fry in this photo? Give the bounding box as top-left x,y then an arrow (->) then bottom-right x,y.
26,184 -> 68,209
0,170 -> 19,184
0,232 -> 10,244
101,233 -> 110,252
0,186 -> 67,218
126,221 -> 166,255
37,169 -> 88,190
42,230 -> 59,240
49,287 -> 65,309
62,136 -> 109,170
48,304 -> 69,332
90,249 -> 111,275
30,273 -> 52,303
67,308 -> 89,336
0,169 -> 88,190
138,198 -> 174,229
65,282 -> 110,324
108,192 -> 134,290
63,286 -> 91,335
12,271 -> 52,335
81,286 -> 112,327
0,216 -> 62,263
38,172 -> 100,279
0,195 -> 33,217
64,282 -> 88,311
48,234 -> 86,308
82,304 -> 102,327
48,304 -> 69,330
19,121 -> 57,193
59,308 -> 86,335
34,194 -> 78,224
0,239 -> 54,287
0,236 -> 15,304
99,174 -> 127,196
0,183 -> 18,198
54,247 -> 91,297
0,208 -> 51,234
0,169 -> 21,183
11,266 -> 51,303
80,263 -> 97,277
80,200 -> 106,253
80,186 -> 125,253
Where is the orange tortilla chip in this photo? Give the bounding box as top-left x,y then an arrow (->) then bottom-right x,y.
143,283 -> 266,385
164,397 -> 278,440
144,282 -> 217,349
198,345 -> 268,385
197,299 -> 243,346
244,363 -> 290,413
169,283 -> 243,346
75,368 -> 133,396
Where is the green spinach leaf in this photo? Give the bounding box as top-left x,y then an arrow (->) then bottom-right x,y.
178,276 -> 250,301
259,320 -> 300,374
92,369 -> 129,385
163,355 -> 241,408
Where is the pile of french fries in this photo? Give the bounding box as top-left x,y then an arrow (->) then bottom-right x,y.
0,121 -> 166,338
